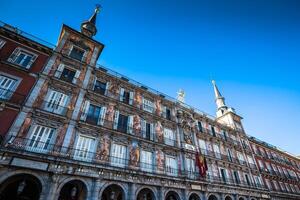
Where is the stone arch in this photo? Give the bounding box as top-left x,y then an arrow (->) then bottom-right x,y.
208,194 -> 219,200
225,195 -> 233,200
188,192 -> 201,200
100,183 -> 126,200
238,197 -> 246,200
58,179 -> 88,200
0,173 -> 42,200
165,190 -> 181,200
136,187 -> 156,200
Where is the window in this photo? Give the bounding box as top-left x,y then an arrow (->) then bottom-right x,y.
166,156 -> 177,176
233,171 -> 240,184
237,152 -> 245,165
0,75 -> 18,100
197,121 -> 203,132
85,104 -> 102,125
227,149 -> 233,162
140,150 -> 152,172
164,128 -> 175,146
244,174 -> 251,185
141,119 -> 153,140
111,144 -> 126,167
272,180 -> 279,191
8,48 -> 37,68
220,168 -> 227,183
117,114 -> 129,133
69,46 -> 85,61
254,176 -> 262,187
142,98 -> 154,113
43,89 -> 69,115
222,130 -> 227,141
265,179 -> 272,190
120,88 -> 133,105
27,125 -> 55,153
186,158 -> 195,178
0,38 -> 6,49
162,106 -> 171,120
210,126 -> 216,137
74,135 -> 95,161
198,139 -> 207,155
94,80 -> 107,95
60,68 -> 76,83
213,144 -> 221,159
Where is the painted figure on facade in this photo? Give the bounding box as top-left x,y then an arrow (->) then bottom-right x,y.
156,149 -> 164,171
133,115 -> 141,136
108,81 -> 119,98
106,103 -> 115,123
155,121 -> 163,143
130,141 -> 140,167
155,99 -> 161,116
134,91 -> 142,108
96,135 -> 110,161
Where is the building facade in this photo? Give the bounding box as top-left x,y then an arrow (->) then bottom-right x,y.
0,21 -> 52,141
0,8 -> 299,200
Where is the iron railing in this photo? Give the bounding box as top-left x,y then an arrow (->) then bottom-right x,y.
1,136 -> 267,190
39,101 -> 69,116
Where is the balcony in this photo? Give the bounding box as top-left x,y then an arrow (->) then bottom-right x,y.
0,88 -> 26,105
1,136 -> 268,190
40,101 -> 68,116
79,114 -> 177,147
53,70 -> 80,85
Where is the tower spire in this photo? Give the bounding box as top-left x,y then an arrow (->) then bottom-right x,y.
212,80 -> 227,117
81,5 -> 101,37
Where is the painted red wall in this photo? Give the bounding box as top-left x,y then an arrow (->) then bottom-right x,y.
0,108 -> 18,137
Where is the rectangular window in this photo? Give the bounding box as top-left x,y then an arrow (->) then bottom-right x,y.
164,128 -> 175,146
94,80 -> 107,95
111,144 -> 126,167
186,158 -> 195,178
43,89 -> 69,115
166,108 -> 171,120
117,114 -> 128,133
233,171 -> 240,184
27,125 -> 55,153
0,75 -> 17,100
220,168 -> 227,183
8,48 -> 37,68
85,104 -> 101,125
245,174 -> 251,185
213,144 -> 221,159
69,46 -> 85,61
0,38 -> 6,49
227,149 -> 233,162
74,135 -> 95,161
142,98 -> 154,113
198,139 -> 207,155
140,150 -> 152,172
166,156 -> 177,176
59,68 -> 76,83
198,121 -> 203,132
211,126 -> 216,137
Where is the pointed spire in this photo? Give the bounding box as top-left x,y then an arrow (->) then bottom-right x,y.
81,5 -> 101,37
212,80 -> 227,117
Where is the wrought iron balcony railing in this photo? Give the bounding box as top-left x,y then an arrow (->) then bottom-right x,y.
40,101 -> 69,116
1,136 -> 268,191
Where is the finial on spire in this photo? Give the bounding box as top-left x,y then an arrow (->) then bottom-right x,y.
81,4 -> 102,37
211,80 -> 228,117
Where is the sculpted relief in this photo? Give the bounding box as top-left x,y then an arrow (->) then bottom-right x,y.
155,99 -> 161,115
96,135 -> 110,162
108,81 -> 119,99
156,149 -> 164,172
106,103 -> 115,123
133,115 -> 141,136
178,110 -> 197,145
134,91 -> 142,108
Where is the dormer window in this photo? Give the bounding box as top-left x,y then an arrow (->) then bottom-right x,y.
69,46 -> 85,61
8,47 -> 37,69
120,88 -> 134,105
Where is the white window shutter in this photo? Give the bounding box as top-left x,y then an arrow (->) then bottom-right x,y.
80,100 -> 90,121
98,106 -> 107,126
54,64 -> 65,78
26,54 -> 37,68
72,70 -> 80,84
92,76 -> 97,90
162,106 -> 167,117
127,115 -> 133,134
129,92 -> 134,105
119,88 -> 124,101
113,110 -> 119,130
105,82 -> 110,96
8,48 -> 20,62
150,123 -> 154,141
141,119 -> 146,138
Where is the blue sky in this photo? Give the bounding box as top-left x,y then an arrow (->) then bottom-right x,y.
1,0 -> 300,155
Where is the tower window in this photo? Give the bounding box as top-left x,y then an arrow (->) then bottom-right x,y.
69,46 -> 85,61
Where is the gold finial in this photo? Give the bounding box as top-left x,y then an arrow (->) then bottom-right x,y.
95,4 -> 102,14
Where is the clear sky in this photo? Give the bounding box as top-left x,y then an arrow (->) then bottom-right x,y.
1,0 -> 300,155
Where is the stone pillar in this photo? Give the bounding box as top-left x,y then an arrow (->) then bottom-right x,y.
220,193 -> 225,200
90,179 -> 101,200
201,192 -> 208,200
43,174 -> 59,200
182,189 -> 188,200
127,182 -> 136,200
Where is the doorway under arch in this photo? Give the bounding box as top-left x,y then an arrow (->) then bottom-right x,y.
137,188 -> 155,200
165,191 -> 180,200
101,184 -> 125,200
225,196 -> 232,200
208,194 -> 218,200
0,173 -> 42,200
58,180 -> 87,200
189,193 -> 200,200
